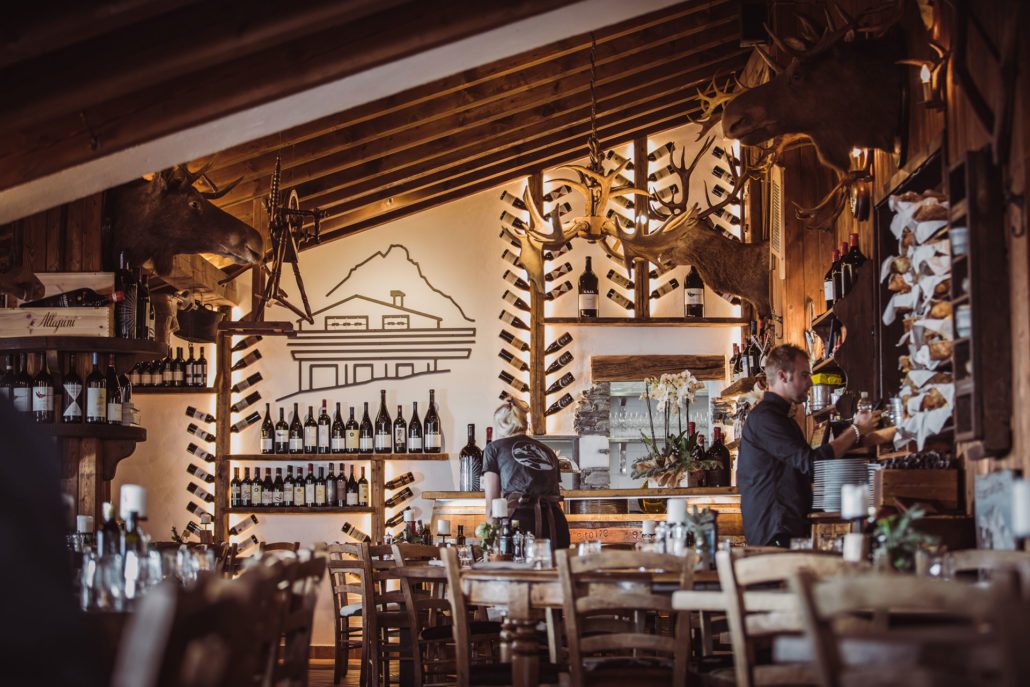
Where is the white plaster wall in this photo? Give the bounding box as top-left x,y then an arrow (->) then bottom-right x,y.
115,121 -> 744,646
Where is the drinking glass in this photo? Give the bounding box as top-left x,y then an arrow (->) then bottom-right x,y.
94,554 -> 125,611
576,540 -> 601,557
526,539 -> 553,568
80,551 -> 97,610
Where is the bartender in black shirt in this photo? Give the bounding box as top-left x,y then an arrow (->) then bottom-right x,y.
738,344 -> 880,547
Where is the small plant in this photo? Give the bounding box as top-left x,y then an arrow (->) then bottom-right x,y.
683,506 -> 716,539
475,521 -> 496,549
170,526 -> 184,544
873,505 -> 940,572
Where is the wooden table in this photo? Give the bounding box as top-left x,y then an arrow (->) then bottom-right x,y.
393,564 -> 714,687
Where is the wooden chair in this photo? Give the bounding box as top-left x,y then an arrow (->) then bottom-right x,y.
326,543 -> 366,685
262,541 -> 301,554
358,542 -> 411,687
944,548 -> 1030,594
274,553 -> 328,687
716,549 -> 854,687
556,548 -> 694,687
791,571 -> 1024,687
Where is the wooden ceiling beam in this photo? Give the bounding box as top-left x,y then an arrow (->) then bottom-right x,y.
217,35 -> 743,213
192,0 -> 732,172
0,0 -> 582,193
285,53 -> 745,223
203,3 -> 739,200
313,98 -> 707,243
0,0 -> 401,132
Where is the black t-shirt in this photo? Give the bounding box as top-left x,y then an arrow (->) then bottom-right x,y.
482,434 -> 560,497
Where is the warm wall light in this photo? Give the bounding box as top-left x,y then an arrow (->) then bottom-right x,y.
919,64 -> 933,101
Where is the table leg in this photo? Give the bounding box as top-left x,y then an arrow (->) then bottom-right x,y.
508,584 -> 539,687
499,616 -> 514,663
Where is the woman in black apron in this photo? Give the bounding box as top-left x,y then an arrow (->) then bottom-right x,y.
482,398 -> 570,550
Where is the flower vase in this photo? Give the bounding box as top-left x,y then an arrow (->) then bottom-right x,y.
638,480 -> 668,515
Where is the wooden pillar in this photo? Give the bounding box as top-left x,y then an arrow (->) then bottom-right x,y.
632,137 -> 650,318
528,173 -> 547,435
213,308 -> 232,543
370,458 -> 385,543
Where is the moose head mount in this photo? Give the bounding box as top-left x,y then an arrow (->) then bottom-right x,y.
507,136 -> 772,318
108,163 -> 264,275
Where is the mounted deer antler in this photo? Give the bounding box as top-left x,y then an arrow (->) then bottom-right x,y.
689,77 -> 737,141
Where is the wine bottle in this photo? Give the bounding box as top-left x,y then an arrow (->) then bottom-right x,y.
545,280 -> 573,301
85,353 -> 106,424
231,335 -> 263,353
283,466 -> 295,506
325,464 -> 336,506
606,289 -> 634,310
274,407 -> 289,453
114,252 -> 137,339
544,332 -> 573,356
606,269 -> 634,290
544,350 -> 573,375
230,391 -> 260,414
499,310 -> 530,331
313,400 -> 329,454
647,141 -> 675,162
385,472 -> 415,490
293,467 -> 306,507
172,346 -> 185,387
683,266 -> 705,318
288,403 -> 303,453
231,372 -> 263,395
647,164 -> 677,183
345,406 -> 360,453
341,521 -> 371,543
230,468 -> 242,507
545,393 -> 575,416
499,370 -> 530,393
261,469 -> 274,506
10,355 -> 29,415
824,248 -> 840,309
730,343 -> 741,380
62,354 -> 83,423
611,195 -> 635,210
187,423 -> 216,443
498,349 -> 530,373
239,468 -> 252,507
0,356 -> 14,403
544,241 -> 573,262
545,372 -> 575,395
385,510 -> 408,529
185,345 -> 196,387
312,466 -> 325,507
186,501 -> 210,518
304,464 -> 316,506
500,248 -> 521,266
20,288 -> 111,308
543,201 -> 573,221
230,411 -> 261,433
502,269 -> 530,291
459,424 -> 483,491
385,486 -> 414,509
502,289 -> 530,312
424,390 -> 442,453
160,355 -> 173,387
195,347 -> 207,386
104,354 -> 122,425
650,279 -> 679,300
187,482 -> 214,504
841,232 -> 866,297
335,463 -> 347,506
237,535 -> 260,553
578,256 -> 598,318
260,404 -> 274,454
499,189 -> 528,210
499,329 -> 530,352
231,349 -> 262,371
393,405 -> 407,454
359,402 -> 374,454
186,463 -> 215,484
374,390 -> 392,453
544,261 -> 573,282
346,465 -> 359,506
707,427 -> 732,487
186,443 -> 215,463
303,405 -> 317,454
32,353 -> 55,423
186,405 -> 215,423
331,402 -> 345,453
128,362 -> 141,387
228,514 -> 258,537
407,402 -> 423,453
358,467 -> 369,506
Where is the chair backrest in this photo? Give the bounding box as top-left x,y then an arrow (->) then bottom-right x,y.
791,570 -> 1022,687
275,553 -> 328,684
261,541 -> 300,554
945,549 -> 1030,594
326,543 -> 364,622
237,557 -> 292,687
392,544 -> 451,685
717,549 -> 854,687
557,548 -> 695,687
441,547 -> 474,687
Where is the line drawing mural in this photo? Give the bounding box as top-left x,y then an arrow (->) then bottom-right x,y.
277,244 -> 477,401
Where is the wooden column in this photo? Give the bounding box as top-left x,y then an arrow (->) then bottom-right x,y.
213,309 -> 232,543
370,457 -> 385,543
632,136 -> 650,318
528,172 -> 547,435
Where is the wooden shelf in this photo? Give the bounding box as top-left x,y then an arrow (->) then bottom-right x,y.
719,376 -> 756,400
43,423 -> 147,441
0,336 -> 168,357
225,506 -> 375,514
424,487 -> 738,500
219,320 -> 296,337
812,357 -> 842,374
811,309 -> 836,331
227,453 -> 449,461
543,317 -> 747,327
807,405 -> 837,420
133,386 -> 215,394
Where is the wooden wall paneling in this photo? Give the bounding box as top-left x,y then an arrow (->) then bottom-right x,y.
633,136 -> 650,318
45,207 -> 63,271
528,173 -> 546,435
213,317 -> 232,543
1014,4 -> 1030,478
60,439 -> 80,518
81,195 -> 103,271
591,354 -> 725,382
77,438 -> 99,521
370,457 -> 385,544
22,211 -> 47,272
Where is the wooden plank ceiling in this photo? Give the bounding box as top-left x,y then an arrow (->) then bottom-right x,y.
196,0 -> 748,258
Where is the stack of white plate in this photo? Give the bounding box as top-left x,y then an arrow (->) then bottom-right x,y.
867,463 -> 883,508
812,459 -> 869,512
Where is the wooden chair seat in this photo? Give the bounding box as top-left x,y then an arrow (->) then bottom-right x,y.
420,620 -> 502,641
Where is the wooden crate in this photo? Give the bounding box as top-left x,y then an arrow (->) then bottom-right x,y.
874,469 -> 960,510
0,306 -> 114,337
34,272 -> 115,299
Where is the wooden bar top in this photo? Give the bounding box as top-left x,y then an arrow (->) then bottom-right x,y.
424,487 -> 739,500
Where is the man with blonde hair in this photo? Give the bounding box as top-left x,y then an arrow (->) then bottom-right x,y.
737,343 -> 880,547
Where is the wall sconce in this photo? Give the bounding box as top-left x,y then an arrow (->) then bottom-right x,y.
901,40 -> 947,110
849,147 -> 871,222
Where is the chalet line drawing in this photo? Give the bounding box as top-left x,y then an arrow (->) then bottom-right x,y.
277,244 -> 476,400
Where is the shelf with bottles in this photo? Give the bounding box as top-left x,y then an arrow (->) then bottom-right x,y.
225,506 -> 375,514
543,316 -> 748,327
41,423 -> 147,441
133,386 -> 216,394
227,453 -> 450,461
0,337 -> 169,371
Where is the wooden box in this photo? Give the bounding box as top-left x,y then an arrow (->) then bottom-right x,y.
874,469 -> 960,511
1,272 -> 117,338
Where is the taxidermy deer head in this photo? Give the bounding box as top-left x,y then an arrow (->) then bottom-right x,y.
722,4 -> 905,175
0,226 -> 44,301
108,163 -> 264,275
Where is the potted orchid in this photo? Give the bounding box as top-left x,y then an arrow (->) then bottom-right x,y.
631,370 -> 719,488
